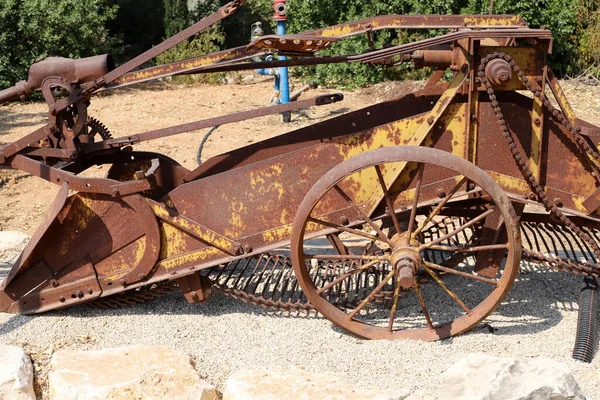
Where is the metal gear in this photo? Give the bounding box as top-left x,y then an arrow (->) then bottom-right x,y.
86,116 -> 113,141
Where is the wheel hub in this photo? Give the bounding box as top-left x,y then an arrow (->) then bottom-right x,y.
389,235 -> 422,289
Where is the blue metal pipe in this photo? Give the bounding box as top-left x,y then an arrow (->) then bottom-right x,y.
277,21 -> 290,104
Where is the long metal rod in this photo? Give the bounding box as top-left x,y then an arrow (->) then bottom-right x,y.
81,93 -> 343,152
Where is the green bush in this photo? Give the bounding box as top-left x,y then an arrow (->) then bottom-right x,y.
155,2 -> 226,84
0,0 -> 118,89
576,0 -> 600,72
155,25 -> 226,84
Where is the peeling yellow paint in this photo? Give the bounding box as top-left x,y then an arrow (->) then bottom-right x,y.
158,247 -> 225,271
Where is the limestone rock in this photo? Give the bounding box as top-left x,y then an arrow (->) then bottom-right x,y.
223,368 -> 409,400
0,345 -> 35,400
0,231 -> 29,267
437,353 -> 586,400
49,346 -> 216,400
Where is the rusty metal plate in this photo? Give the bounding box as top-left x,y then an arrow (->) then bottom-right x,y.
247,35 -> 339,54
8,258 -> 102,314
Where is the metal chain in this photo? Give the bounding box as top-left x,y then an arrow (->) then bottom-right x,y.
522,249 -> 599,277
478,52 -> 600,274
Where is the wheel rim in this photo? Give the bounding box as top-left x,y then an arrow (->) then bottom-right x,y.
291,147 -> 521,341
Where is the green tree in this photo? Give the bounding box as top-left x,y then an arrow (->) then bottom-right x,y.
164,0 -> 189,38
108,0 -> 165,61
0,0 -> 118,89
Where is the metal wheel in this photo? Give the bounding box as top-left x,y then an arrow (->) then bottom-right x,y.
291,147 -> 521,340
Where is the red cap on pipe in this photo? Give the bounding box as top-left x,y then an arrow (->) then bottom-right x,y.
273,0 -> 288,21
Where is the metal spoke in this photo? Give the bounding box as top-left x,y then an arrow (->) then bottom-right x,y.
327,233 -> 351,255
413,277 -> 434,330
420,208 -> 495,251
412,177 -> 468,238
333,185 -> 393,247
374,165 -> 403,237
361,239 -> 377,256
422,264 -> 471,313
318,259 -> 383,295
349,270 -> 395,319
308,217 -> 380,242
388,276 -> 403,332
423,261 -> 498,286
406,163 -> 425,244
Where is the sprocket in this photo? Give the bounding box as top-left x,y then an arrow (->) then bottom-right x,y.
86,116 -> 113,141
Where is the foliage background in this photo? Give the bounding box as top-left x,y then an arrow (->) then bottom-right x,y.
0,0 -> 599,89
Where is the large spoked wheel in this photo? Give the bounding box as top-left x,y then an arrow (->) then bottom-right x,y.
291,147 -> 521,341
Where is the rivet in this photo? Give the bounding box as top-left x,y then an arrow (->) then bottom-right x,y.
340,216 -> 350,226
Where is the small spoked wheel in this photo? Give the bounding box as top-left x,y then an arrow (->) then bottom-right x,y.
290,147 -> 521,341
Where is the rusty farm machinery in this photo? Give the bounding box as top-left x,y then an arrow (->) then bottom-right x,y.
2,1 -> 600,360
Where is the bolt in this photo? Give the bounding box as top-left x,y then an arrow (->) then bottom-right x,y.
138,273 -> 146,280
59,296 -> 66,303
437,189 -> 447,198
529,192 -> 537,201
534,118 -> 541,126
536,76 -> 543,85
243,244 -> 253,254
119,278 -> 127,286
427,117 -> 435,125
88,288 -> 93,295
75,289 -> 84,299
340,216 -> 350,226
554,198 -> 563,208
51,279 -> 59,288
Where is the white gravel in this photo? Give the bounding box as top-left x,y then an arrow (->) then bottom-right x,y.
1,260 -> 599,399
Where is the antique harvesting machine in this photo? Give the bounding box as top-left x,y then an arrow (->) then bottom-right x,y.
2,1 -> 600,357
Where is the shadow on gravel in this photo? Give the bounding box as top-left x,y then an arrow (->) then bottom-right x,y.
483,262 -> 582,337
0,108 -> 47,133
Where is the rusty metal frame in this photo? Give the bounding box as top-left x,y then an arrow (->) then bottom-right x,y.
1,4 -> 600,343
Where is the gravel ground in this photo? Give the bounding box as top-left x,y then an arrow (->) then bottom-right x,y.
1,261 -> 599,399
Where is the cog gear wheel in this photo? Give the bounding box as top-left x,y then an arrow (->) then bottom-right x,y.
86,116 -> 113,141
